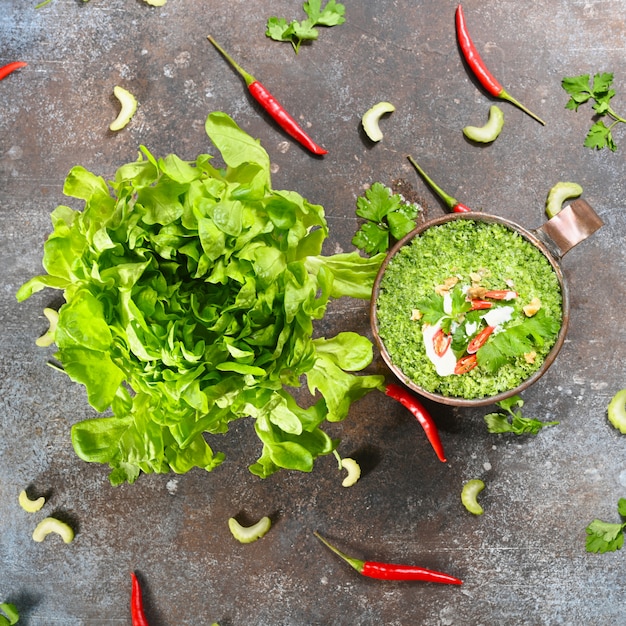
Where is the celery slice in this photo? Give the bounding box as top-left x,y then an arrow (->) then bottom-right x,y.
461,479 -> 485,515
32,517 -> 74,544
545,182 -> 583,219
228,516 -> 271,544
340,457 -> 361,487
463,105 -> 504,143
18,489 -> 45,513
361,101 -> 395,142
608,389 -> 626,434
109,86 -> 138,132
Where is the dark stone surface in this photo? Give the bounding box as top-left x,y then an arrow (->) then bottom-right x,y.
1,1 -> 625,624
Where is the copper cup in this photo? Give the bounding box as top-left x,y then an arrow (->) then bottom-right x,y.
370,199 -> 604,407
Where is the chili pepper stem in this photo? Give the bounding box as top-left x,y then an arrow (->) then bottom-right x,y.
407,156 -> 457,211
314,531 -> 365,574
499,89 -> 545,126
207,36 -> 255,87
407,156 -> 471,213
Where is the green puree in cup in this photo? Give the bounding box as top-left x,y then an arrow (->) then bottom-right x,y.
375,219 -> 562,399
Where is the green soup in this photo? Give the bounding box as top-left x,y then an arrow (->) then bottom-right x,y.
375,219 -> 562,399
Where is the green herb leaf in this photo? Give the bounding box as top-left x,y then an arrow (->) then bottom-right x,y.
288,19 -> 319,49
351,222 -> 389,256
484,411 -> 559,435
591,72 -> 615,95
562,74 -> 592,110
352,182 -> 421,255
586,520 -> 626,553
477,309 -> 560,373
584,120 -> 616,151
562,71 -> 626,150
484,394 -> 559,435
265,16 -> 292,41
19,112 -> 385,484
496,394 -> 524,413
266,0 -> 345,53
413,284 -> 471,334
355,182 -> 401,221
585,497 -> 626,553
308,0 -> 346,26
387,210 -> 417,241
414,292 -> 445,326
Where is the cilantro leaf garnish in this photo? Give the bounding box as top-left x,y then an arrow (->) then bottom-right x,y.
484,394 -> 559,436
412,284 -> 471,335
585,498 -> 626,553
477,309 -> 560,374
352,182 -> 422,255
562,72 -> 626,151
266,0 -> 345,54
415,292 -> 446,326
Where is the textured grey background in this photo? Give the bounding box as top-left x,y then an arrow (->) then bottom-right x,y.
1,0 -> 625,624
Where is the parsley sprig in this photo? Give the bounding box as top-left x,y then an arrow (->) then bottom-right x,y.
352,182 -> 422,255
562,72 -> 626,151
586,498 -> 626,553
266,0 -> 346,54
484,395 -> 559,435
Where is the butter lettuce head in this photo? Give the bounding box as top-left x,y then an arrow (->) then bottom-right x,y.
18,112 -> 385,484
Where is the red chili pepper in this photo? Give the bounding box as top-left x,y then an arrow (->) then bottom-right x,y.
455,5 -> 545,126
470,299 -> 492,310
466,325 -> 495,354
207,36 -> 327,155
483,289 -> 517,300
0,61 -> 27,81
454,354 -> 478,375
407,156 -> 472,213
432,327 -> 452,357
314,532 -> 463,585
385,382 -> 446,462
130,572 -> 150,626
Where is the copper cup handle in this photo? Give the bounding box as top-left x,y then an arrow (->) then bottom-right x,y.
535,198 -> 604,260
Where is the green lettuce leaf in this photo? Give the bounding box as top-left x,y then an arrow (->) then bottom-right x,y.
19,112 -> 384,484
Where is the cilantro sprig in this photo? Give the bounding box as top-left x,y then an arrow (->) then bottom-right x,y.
416,286 -> 472,335
484,395 -> 559,435
266,0 -> 346,54
586,498 -> 626,553
477,309 -> 561,374
562,72 -> 626,151
352,182 -> 422,255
